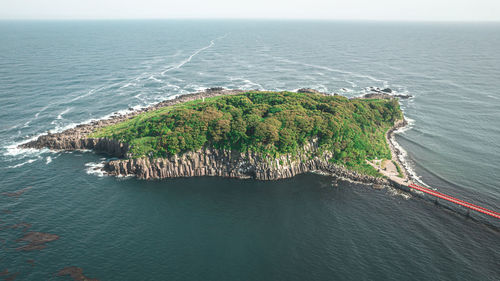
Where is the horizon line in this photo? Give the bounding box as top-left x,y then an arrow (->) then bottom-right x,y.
0,17 -> 499,23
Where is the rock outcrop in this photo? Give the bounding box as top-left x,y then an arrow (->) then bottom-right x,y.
20,88 -> 244,156
103,140 -> 389,184
296,88 -> 324,94
23,136 -> 128,157
359,87 -> 412,99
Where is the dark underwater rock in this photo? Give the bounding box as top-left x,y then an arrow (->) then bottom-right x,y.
57,267 -> 99,281
16,232 -> 59,251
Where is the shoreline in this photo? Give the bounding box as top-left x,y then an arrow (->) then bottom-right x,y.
19,88 -> 245,154
19,88 -> 412,187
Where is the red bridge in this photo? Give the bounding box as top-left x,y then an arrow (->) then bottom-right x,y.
408,183 -> 500,219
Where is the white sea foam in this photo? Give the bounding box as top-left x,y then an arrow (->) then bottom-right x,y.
119,82 -> 137,89
85,161 -> 106,177
20,104 -> 51,129
34,105 -> 50,119
46,102 -> 151,136
272,56 -> 388,85
3,132 -> 50,157
46,156 -> 52,164
148,75 -> 163,83
228,77 -> 264,90
7,157 -> 41,169
387,186 -> 411,199
70,88 -> 97,102
312,84 -> 329,93
168,83 -> 181,89
344,80 -> 357,88
395,117 -> 415,134
160,34 -> 228,76
69,81 -> 123,102
339,88 -> 354,92
391,130 -> 428,187
57,108 -> 71,120
166,76 -> 185,82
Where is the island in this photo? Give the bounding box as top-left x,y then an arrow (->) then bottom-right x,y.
20,88 -> 411,186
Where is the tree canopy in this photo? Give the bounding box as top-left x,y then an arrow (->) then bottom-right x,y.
91,91 -> 403,176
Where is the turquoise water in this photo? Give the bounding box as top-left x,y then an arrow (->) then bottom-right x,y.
0,20 -> 499,280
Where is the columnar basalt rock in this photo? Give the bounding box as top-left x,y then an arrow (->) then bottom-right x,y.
20,88 -> 244,155
22,135 -> 128,157
102,140 -> 389,184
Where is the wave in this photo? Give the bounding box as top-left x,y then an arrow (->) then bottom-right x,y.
148,75 -> 163,83
344,80 -> 357,88
486,94 -> 499,100
2,131 -> 54,157
391,131 -> 428,187
119,82 -> 137,89
7,157 -> 41,169
387,186 -> 412,200
57,108 -> 72,120
85,161 -> 106,177
228,77 -> 264,90
4,35 -> 228,147
271,55 -> 388,85
21,104 -> 52,129
8,35 -> 229,138
396,117 -> 415,134
69,83 -> 117,102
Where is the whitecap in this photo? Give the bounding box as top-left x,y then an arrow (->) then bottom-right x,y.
7,157 -> 41,169
148,75 -> 163,83
85,162 -> 106,177
57,108 -> 72,120
3,133 -> 50,157
228,77 -> 264,90
395,117 -> 415,134
119,82 -> 136,89
116,174 -> 133,179
387,186 -> 411,199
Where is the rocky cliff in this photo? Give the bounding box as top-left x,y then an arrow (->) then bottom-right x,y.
103,139 -> 389,184
19,88 -> 244,156
22,134 -> 128,157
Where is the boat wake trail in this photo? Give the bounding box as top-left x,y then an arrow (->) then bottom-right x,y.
160,33 -> 229,76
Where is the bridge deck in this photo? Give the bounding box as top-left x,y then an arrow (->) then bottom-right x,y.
408,183 -> 500,219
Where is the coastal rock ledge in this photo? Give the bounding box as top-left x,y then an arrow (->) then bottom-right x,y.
103,140 -> 388,183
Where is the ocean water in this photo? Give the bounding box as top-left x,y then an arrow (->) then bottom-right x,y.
0,20 -> 499,280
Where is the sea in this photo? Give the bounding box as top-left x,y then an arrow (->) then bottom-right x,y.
0,20 -> 499,280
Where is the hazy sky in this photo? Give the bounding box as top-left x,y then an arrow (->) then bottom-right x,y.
1,0 -> 499,21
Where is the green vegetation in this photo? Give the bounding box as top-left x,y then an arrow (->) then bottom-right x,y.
393,160 -> 404,178
91,91 -> 403,176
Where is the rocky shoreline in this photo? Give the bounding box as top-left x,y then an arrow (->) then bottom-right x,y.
20,88 -> 245,156
19,88 -> 410,186
103,139 -> 389,184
